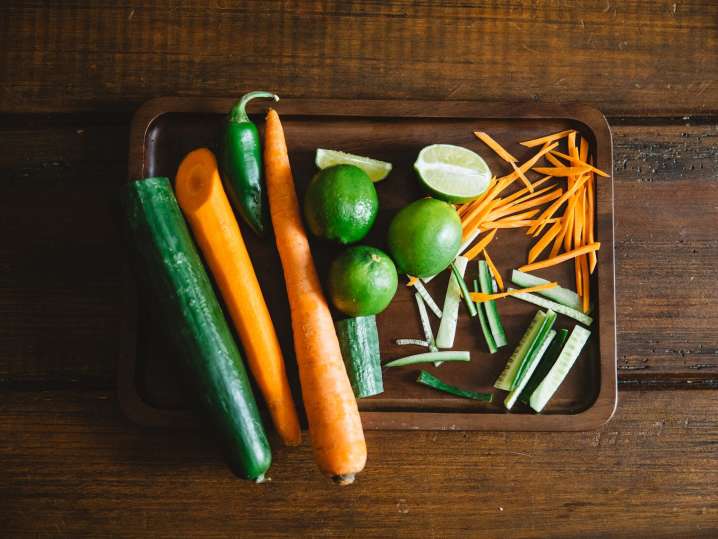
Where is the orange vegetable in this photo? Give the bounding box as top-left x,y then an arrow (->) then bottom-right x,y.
175,148 -> 301,447
482,219 -> 536,229
462,198 -> 500,242
406,275 -> 418,287
550,150 -> 609,177
528,221 -> 562,264
581,254 -> 590,313
491,176 -> 553,209
529,174 -> 589,236
463,228 -> 497,261
470,282 -> 559,302
520,129 -> 575,148
482,248 -> 504,291
486,188 -> 562,222
263,109 -> 366,484
510,160 -> 534,192
533,166 -> 592,177
496,142 -> 559,187
587,173 -> 597,273
518,243 -> 601,272
474,131 -> 517,163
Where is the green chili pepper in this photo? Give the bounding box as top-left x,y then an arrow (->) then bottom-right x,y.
222,90 -> 279,236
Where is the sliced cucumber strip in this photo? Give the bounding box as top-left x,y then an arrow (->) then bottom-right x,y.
507,288 -> 593,326
384,351 -> 470,368
512,310 -> 557,389
505,329 -> 556,410
494,310 -> 546,391
511,270 -> 586,313
436,256 -> 468,349
413,292 -> 437,352
473,279 -> 497,354
395,338 -> 430,347
530,325 -> 592,412
417,370 -> 492,402
518,328 -> 569,405
479,260 -> 507,348
450,258 -> 477,317
413,279 -> 442,318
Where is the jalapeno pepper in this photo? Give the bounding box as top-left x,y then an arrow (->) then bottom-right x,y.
221,91 -> 279,236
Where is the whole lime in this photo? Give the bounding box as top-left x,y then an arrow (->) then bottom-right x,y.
328,246 -> 398,317
303,164 -> 378,244
387,198 -> 462,278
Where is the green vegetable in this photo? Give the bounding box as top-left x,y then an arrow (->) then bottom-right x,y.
413,292 -> 438,352
336,316 -> 383,398
436,256 -> 469,349
384,351 -> 470,368
451,260 -> 477,317
413,279 -> 442,318
507,288 -> 593,326
222,90 -> 278,236
511,269 -> 587,312
505,329 -> 556,410
530,325 -> 592,412
473,279 -> 498,354
416,371 -> 493,401
126,177 -> 271,480
478,260 -> 507,348
518,328 -> 569,405
512,310 -> 557,390
494,310 -> 546,391
395,338 -> 431,347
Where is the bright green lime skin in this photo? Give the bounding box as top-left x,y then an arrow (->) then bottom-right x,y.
387,198 -> 462,278
328,246 -> 398,317
303,164 -> 378,244
415,163 -> 489,203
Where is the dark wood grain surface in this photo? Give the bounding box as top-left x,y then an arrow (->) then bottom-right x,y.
1,1 -> 717,536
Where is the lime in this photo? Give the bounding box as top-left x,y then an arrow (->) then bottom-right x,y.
315,149 -> 392,182
328,246 -> 398,316
387,198 -> 462,278
414,144 -> 491,202
303,164 -> 378,244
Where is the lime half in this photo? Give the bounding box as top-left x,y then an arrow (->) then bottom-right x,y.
315,148 -> 392,182
414,144 -> 491,203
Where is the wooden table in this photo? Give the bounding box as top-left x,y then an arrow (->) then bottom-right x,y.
1,2 -> 717,536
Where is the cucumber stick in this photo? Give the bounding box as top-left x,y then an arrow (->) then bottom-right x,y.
494,310 -> 546,391
384,351 -> 470,368
473,279 -> 497,354
530,325 -> 592,412
507,288 -> 593,326
417,371 -> 492,402
336,316 -> 383,398
436,256 -> 468,349
126,177 -> 270,480
518,328 -> 569,405
478,261 -> 507,348
511,270 -> 585,312
504,329 -> 556,410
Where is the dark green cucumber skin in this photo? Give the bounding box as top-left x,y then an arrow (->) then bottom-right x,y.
126,177 -> 271,480
336,315 -> 383,398
519,328 -> 569,405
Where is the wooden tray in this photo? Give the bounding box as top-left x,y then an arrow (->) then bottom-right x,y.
119,97 -> 616,431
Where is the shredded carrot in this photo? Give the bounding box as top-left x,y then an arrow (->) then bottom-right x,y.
587,173 -> 597,272
470,282 -> 559,302
496,142 -> 559,187
482,220 -> 536,229
581,255 -> 590,313
510,161 -> 534,192
491,176 -> 553,209
528,221 -> 562,264
520,130 -> 575,148
460,182 -> 503,227
533,166 -> 592,177
406,276 -> 418,287
545,151 -> 567,168
482,248 -> 504,291
519,243 -> 601,272
462,198 -> 500,241
464,229 -> 498,261
474,131 -> 517,163
528,174 -> 589,236
568,131 -> 578,161
486,188 -> 562,222
549,216 -> 569,258
549,150 -> 609,177
579,137 -> 589,162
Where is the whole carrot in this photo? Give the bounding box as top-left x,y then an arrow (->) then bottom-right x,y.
263,108 -> 367,485
175,148 -> 301,446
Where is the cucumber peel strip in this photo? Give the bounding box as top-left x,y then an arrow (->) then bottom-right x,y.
384,351 -> 470,368
507,288 -> 593,326
417,370 -> 493,402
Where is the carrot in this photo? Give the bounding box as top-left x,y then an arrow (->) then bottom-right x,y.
474,131 -> 517,163
528,221 -> 562,263
462,198 -> 500,242
587,173 -> 597,272
470,282 -> 558,302
486,188 -> 562,222
520,129 -> 575,148
532,166 -> 592,177
482,219 -> 536,229
488,208 -> 540,223
175,148 -> 301,447
510,160 -> 534,192
528,174 -> 589,236
549,150 -> 609,177
482,248 -> 504,291
496,142 -> 559,186
518,243 -> 601,272
464,228 -> 497,261
581,254 -> 590,313
263,109 -> 366,484
406,275 -> 418,287
491,176 -> 553,209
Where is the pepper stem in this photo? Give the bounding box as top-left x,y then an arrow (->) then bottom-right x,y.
229,91 -> 279,123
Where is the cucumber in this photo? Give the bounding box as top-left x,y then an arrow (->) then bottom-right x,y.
518,328 -> 569,406
505,329 -> 556,410
473,279 -> 497,354
511,269 -> 585,312
507,288 -> 593,326
478,261 -> 507,348
436,256 -> 468,349
126,177 -> 271,480
530,325 -> 592,412
336,316 -> 383,398
494,310 -> 546,391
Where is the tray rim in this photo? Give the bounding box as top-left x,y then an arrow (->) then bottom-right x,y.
121,96 -> 617,432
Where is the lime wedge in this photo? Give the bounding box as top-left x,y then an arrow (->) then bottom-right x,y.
414,144 -> 491,202
315,149 -> 392,182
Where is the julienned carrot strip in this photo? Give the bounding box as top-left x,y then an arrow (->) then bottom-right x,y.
406,276 -> 418,287
462,198 -> 500,241
568,131 -> 578,161
264,109 -> 366,485
587,173 -> 597,273
510,161 -> 534,192
563,202 -> 575,252
487,208 -> 539,223
463,229 -> 497,261
470,282 -> 559,302
545,151 -> 567,168
496,142 -> 559,187
579,137 -> 589,162
550,216 -> 568,258
533,166 -> 592,177
518,243 -> 601,272
482,248 -> 504,291
520,129 -> 575,148
461,182 -> 502,227
581,255 -> 590,313
528,174 -> 589,236
550,150 -> 609,177
175,148 -> 301,447
474,131 -> 517,163
482,220 -> 536,229
528,221 -> 562,264
458,177 -> 496,218
492,176 -> 553,209
486,188 -> 562,222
